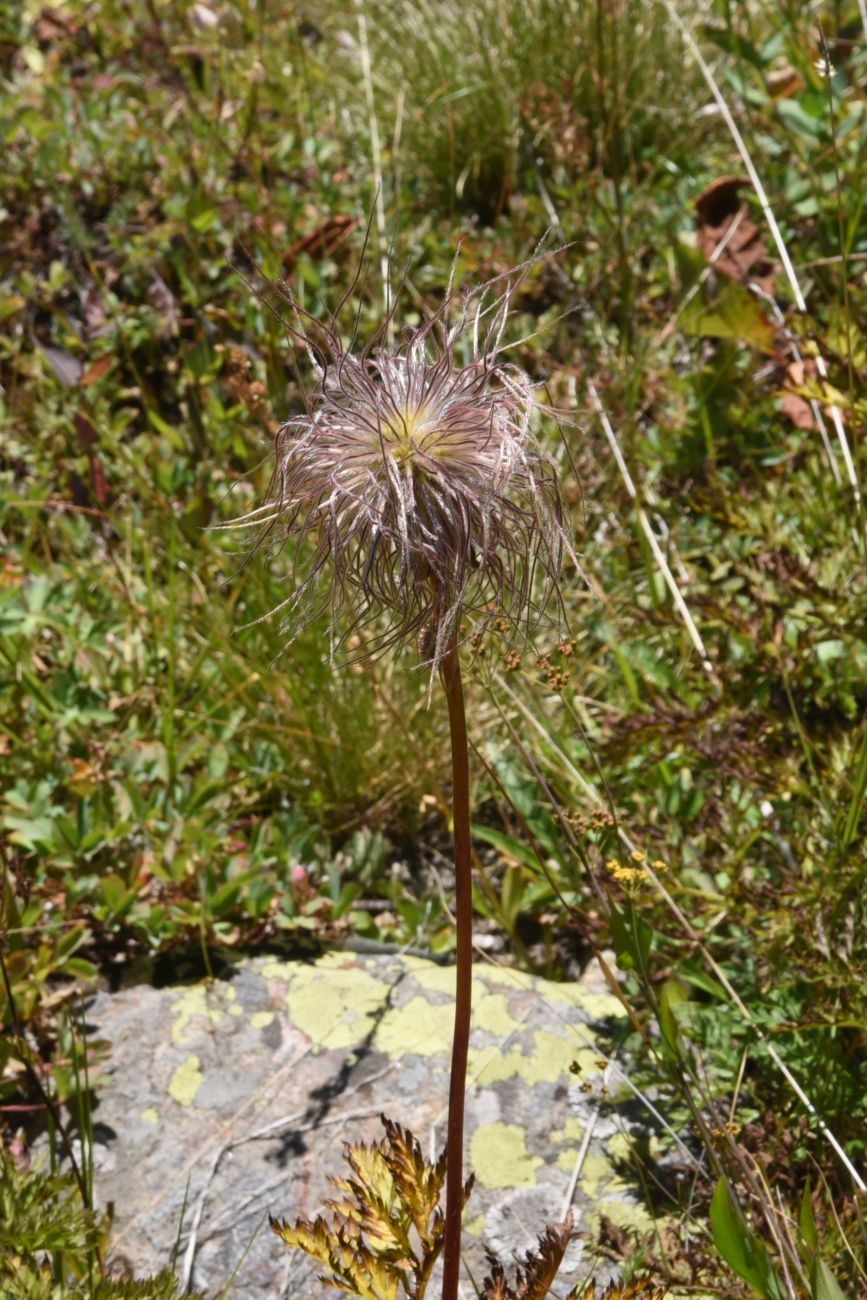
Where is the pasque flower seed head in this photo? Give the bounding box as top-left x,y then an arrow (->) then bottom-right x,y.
232,258 -> 575,670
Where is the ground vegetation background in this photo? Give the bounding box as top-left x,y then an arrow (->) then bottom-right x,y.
2,0 -> 867,1294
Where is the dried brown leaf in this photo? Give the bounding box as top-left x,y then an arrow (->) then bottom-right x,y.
571,1274 -> 669,1299
480,1215 -> 573,1300
694,176 -> 776,294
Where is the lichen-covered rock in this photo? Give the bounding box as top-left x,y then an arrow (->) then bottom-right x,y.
85,950 -> 653,1296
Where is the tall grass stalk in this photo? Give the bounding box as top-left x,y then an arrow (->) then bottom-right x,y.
586,380 -> 715,678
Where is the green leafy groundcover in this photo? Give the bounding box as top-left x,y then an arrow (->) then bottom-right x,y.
2,0 -> 867,1293
0,1151 -> 204,1299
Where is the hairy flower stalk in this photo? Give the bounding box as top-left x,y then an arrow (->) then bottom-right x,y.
233,259 -> 573,1298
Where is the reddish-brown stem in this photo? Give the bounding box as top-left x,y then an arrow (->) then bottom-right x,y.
439,637 -> 473,1300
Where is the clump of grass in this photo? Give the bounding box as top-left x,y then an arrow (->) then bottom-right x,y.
321,0 -> 706,217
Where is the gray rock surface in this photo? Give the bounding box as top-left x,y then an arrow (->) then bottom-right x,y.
84,950 -> 654,1297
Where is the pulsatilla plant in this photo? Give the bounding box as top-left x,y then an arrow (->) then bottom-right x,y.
240,252 -> 575,1299
239,256 -> 570,670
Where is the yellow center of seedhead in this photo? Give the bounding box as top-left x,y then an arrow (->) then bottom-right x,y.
381,405 -> 436,466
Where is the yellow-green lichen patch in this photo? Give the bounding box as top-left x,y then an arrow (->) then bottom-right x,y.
606,1131 -> 633,1163
170,983 -> 236,1046
552,1116 -> 586,1145
250,1010 -> 274,1030
387,965 -> 530,1041
470,1037 -> 597,1087
578,1151 -> 644,1211
462,1213 -> 487,1238
169,1055 -> 203,1107
471,1123 -> 542,1189
140,1107 -> 160,1126
548,979 -> 624,1023
399,958 -> 455,997
473,991 -> 521,1038
594,1197 -> 654,1235
374,996 -> 455,1058
260,958 -> 294,982
577,1151 -> 613,1199
470,965 -> 527,994
282,959 -> 391,1051
477,960 -> 624,1023
553,1115 -> 593,1172
405,961 -> 520,1000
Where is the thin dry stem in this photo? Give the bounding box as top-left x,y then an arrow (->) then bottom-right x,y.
495,672 -> 867,1193
439,636 -> 473,1300
586,380 -> 715,679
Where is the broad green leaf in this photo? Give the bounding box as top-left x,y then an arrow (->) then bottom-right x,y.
678,961 -> 727,1001
810,1256 -> 848,1300
56,925 -> 88,961
500,865 -> 529,926
799,1179 -> 818,1255
682,281 -> 776,352
710,1178 -> 787,1299
659,976 -> 689,1056
700,23 -> 766,69
471,823 -> 542,872
777,98 -> 828,142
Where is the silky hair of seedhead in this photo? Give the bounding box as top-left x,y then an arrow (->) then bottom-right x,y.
228,256 -> 577,673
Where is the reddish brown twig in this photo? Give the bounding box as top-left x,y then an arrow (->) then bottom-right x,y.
439,637 -> 472,1300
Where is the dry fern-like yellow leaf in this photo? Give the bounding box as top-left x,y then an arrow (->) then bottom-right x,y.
270,1114 -> 472,1300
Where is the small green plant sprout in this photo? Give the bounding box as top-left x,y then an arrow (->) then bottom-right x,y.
238,249 -> 574,1298
0,1145 -> 203,1300
269,1116 -> 472,1299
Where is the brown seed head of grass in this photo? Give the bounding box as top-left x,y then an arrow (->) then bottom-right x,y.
229,254 -> 577,673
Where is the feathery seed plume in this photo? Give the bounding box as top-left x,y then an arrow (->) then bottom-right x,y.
230,254 -> 575,670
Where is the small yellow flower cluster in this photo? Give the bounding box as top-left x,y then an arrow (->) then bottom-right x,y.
605,851 -> 669,886
606,859 -> 646,885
